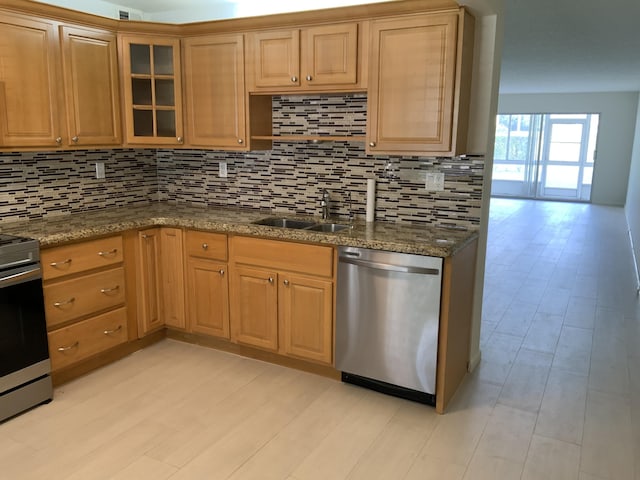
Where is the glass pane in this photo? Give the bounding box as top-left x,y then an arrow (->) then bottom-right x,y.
154,45 -> 174,75
587,114 -> 599,165
492,163 -> 525,181
549,142 -> 580,162
508,134 -> 530,161
583,166 -> 593,185
130,44 -> 150,75
550,123 -> 582,143
155,79 -> 175,106
131,78 -> 152,105
156,110 -> 176,137
545,165 -> 579,189
133,109 -> 153,136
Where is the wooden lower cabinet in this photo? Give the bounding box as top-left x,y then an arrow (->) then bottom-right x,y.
231,265 -> 279,351
137,228 -> 162,335
279,273 -> 333,365
187,257 -> 229,338
159,228 -> 186,329
229,236 -> 335,365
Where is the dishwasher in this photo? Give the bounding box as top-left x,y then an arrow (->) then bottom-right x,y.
335,246 -> 443,405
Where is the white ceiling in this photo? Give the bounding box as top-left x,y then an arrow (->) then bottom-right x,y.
34,0 -> 640,94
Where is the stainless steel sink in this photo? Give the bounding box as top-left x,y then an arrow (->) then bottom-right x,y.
306,223 -> 349,233
252,217 -> 315,229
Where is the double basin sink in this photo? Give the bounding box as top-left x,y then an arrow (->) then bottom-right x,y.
253,217 -> 349,233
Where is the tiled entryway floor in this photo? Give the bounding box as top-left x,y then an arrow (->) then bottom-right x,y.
1,198 -> 639,479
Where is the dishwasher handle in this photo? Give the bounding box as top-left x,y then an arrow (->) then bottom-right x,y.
340,256 -> 440,275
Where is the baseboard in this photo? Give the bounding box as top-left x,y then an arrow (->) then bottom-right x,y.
629,228 -> 640,295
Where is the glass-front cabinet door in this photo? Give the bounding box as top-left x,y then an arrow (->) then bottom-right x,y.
120,35 -> 183,145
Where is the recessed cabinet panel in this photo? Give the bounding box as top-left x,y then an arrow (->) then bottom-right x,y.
303,23 -> 358,86
0,13 -> 61,147
252,29 -> 300,88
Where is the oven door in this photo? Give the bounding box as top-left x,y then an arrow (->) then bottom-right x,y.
0,264 -> 50,393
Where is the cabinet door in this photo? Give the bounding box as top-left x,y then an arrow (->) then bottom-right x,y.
302,23 -> 358,87
120,34 -> 183,145
187,257 -> 229,338
137,228 -> 162,335
367,13 -> 458,154
60,25 -> 121,146
0,13 -> 62,148
183,34 -> 246,148
231,265 -> 278,351
250,29 -> 300,88
159,228 -> 185,329
279,273 -> 333,364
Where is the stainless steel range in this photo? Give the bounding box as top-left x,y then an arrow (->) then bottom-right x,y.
0,234 -> 52,422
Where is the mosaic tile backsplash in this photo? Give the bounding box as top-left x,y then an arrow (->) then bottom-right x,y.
2,94 -> 484,228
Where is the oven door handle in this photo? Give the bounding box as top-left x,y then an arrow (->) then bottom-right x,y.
0,267 -> 42,288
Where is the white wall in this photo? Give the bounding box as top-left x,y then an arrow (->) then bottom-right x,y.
626,98 -> 640,290
498,92 -> 639,206
33,0 -> 144,19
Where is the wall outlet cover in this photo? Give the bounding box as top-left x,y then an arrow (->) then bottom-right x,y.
95,162 -> 106,179
425,172 -> 445,191
218,162 -> 228,178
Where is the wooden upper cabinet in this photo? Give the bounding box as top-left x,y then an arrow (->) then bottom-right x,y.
60,25 -> 121,146
0,12 -> 63,148
120,34 -> 184,146
249,22 -> 362,92
183,34 -> 247,149
367,10 -> 473,156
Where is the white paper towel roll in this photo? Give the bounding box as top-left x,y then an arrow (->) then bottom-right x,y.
366,178 -> 376,223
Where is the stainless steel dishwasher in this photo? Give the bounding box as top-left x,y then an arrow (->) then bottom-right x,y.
335,246 -> 443,405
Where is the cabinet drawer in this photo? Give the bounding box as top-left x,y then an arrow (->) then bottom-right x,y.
44,267 -> 126,328
42,236 -> 123,280
231,236 -> 333,277
185,231 -> 228,261
48,307 -> 128,371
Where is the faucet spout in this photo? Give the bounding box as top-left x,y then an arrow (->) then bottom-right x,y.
321,189 -> 330,220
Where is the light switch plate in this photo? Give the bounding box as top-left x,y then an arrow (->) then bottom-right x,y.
425,172 -> 445,191
218,162 -> 228,178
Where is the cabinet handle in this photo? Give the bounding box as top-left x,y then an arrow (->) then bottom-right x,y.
219,269 -> 225,276
50,258 -> 72,268
100,285 -> 120,294
55,137 -> 62,145
98,248 -> 118,257
268,277 -> 274,284
54,297 -> 75,307
306,75 -> 312,81
283,279 -> 290,286
202,243 -> 208,250
177,136 -> 184,144
103,325 -> 122,335
238,138 -> 243,144
291,76 -> 298,83
57,341 -> 79,352
369,142 -> 376,148
72,136 -> 79,143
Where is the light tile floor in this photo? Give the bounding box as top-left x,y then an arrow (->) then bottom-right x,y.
1,198 -> 639,479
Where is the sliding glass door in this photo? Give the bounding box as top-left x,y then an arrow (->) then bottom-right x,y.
492,113 -> 599,201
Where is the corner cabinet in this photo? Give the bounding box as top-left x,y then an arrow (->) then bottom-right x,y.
248,22 -> 363,92
183,34 -> 247,149
119,34 -> 184,146
367,9 -> 474,156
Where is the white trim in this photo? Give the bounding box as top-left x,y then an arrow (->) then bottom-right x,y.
468,349 -> 482,373
629,228 -> 640,295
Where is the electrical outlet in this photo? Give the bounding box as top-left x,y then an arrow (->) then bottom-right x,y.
95,162 -> 106,179
425,172 -> 445,191
218,162 -> 228,178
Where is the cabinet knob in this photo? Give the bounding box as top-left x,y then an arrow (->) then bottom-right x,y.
306,75 -> 312,81
369,142 -> 376,148
55,137 -> 62,145
202,243 -> 208,250
291,76 -> 298,83
72,136 -> 79,143
141,234 -> 149,239
177,136 -> 184,144
219,269 -> 225,276
283,279 -> 290,286
268,277 -> 274,284
237,138 -> 243,144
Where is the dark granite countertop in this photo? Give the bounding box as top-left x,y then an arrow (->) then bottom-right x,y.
0,203 -> 478,257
